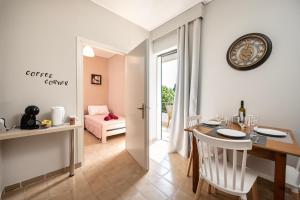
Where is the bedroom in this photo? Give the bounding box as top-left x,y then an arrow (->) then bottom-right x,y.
82,44 -> 126,163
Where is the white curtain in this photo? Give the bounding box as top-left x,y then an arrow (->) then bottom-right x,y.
169,18 -> 202,158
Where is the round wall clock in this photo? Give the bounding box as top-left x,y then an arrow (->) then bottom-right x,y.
226,33 -> 272,71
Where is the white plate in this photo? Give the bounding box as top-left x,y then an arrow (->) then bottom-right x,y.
254,127 -> 287,137
217,129 -> 246,138
203,120 -> 220,126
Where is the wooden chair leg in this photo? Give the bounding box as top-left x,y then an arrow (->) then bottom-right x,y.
290,188 -> 300,200
194,178 -> 204,200
208,185 -> 215,194
251,180 -> 258,200
187,147 -> 193,177
208,185 -> 212,194
239,194 -> 247,200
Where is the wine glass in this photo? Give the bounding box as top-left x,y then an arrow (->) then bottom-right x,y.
250,114 -> 260,140
215,113 -> 224,127
223,116 -> 230,128
251,115 -> 260,129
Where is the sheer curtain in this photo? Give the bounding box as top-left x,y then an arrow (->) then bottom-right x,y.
169,18 -> 202,158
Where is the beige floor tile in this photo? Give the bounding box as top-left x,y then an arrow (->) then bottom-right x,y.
47,176 -> 73,198
178,178 -> 195,198
48,190 -> 73,200
152,178 -> 177,197
150,164 -> 169,176
124,192 -> 147,200
144,170 -> 162,184
136,181 -> 168,200
163,171 -> 186,187
24,181 -> 50,200
3,131 -> 296,200
2,189 -> 25,200
170,190 -> 193,200
118,182 -> 141,199
94,186 -> 121,200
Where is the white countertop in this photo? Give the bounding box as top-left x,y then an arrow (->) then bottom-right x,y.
0,124 -> 82,141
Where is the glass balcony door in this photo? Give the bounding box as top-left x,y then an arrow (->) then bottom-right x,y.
160,50 -> 177,141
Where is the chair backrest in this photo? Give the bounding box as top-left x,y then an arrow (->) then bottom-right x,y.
187,115 -> 202,127
193,129 -> 252,192
296,158 -> 300,171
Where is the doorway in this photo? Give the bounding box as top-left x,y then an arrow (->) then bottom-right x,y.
82,45 -> 126,165
149,49 -> 177,165
76,37 -> 149,170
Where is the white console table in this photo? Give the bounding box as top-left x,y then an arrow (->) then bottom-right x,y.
0,124 -> 81,177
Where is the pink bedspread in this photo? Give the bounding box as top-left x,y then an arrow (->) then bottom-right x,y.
84,115 -> 125,139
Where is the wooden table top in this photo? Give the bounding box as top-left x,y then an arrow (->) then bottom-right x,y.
0,124 -> 82,141
185,124 -> 300,157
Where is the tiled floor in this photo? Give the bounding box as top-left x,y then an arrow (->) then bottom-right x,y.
2,131 -> 296,200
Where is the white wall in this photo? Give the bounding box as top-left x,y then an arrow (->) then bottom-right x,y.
152,30 -> 177,54
201,0 -> 300,162
83,56 -> 109,114
0,0 -> 148,187
150,3 -> 204,41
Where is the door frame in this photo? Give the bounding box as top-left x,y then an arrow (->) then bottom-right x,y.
144,39 -> 150,170
76,36 -> 149,169
153,47 -> 177,142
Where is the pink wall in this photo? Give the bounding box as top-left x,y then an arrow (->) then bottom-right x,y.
108,55 -> 125,116
83,56 -> 108,114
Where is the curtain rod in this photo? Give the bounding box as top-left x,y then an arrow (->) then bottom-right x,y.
157,49 -> 178,58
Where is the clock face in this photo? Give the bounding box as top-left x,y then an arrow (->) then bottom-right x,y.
226,33 -> 272,70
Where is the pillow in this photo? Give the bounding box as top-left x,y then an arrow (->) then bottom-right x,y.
88,105 -> 109,115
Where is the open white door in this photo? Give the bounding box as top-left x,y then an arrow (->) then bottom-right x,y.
125,40 -> 149,170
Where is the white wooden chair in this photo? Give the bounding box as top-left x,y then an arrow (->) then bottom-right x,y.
247,155 -> 300,200
193,129 -> 258,200
186,115 -> 202,177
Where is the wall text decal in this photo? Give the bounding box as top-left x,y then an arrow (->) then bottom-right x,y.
25,70 -> 69,86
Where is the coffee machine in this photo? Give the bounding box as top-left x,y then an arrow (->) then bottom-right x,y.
20,105 -> 40,129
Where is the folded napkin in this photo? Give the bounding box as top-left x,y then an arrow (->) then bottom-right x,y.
109,113 -> 119,120
104,113 -> 119,121
104,116 -> 111,121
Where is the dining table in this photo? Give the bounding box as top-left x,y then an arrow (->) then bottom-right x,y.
185,123 -> 300,200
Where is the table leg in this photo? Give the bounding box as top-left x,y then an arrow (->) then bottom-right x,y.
69,129 -> 75,177
192,135 -> 199,193
274,153 -> 286,200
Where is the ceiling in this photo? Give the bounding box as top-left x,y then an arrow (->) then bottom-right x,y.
93,48 -> 115,58
91,0 -> 205,31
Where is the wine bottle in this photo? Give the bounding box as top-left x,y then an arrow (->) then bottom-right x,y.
239,100 -> 246,123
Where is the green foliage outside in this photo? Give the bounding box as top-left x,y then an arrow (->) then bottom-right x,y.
162,85 -> 175,113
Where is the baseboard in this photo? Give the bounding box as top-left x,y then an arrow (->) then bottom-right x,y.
1,162 -> 82,197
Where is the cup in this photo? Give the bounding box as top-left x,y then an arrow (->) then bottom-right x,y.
69,115 -> 76,125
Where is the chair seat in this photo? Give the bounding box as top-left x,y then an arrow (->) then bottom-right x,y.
201,159 -> 258,196
247,155 -> 300,189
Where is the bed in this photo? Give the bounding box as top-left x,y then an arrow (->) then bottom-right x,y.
84,105 -> 126,143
